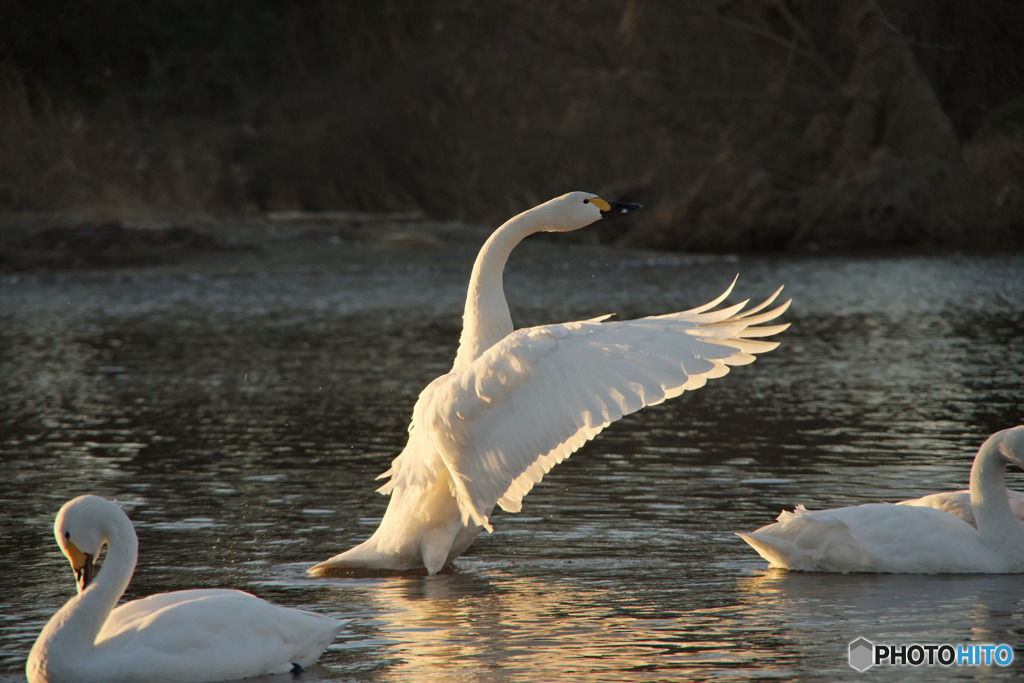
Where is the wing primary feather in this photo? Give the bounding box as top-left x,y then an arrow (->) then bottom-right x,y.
698,301 -> 791,328
735,285 -> 786,318
680,275 -> 738,315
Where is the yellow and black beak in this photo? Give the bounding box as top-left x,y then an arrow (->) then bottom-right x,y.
66,541 -> 95,593
590,197 -> 642,217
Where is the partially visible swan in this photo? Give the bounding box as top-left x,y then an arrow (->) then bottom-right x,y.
309,191 -> 790,576
737,426 -> 1024,573
27,495 -> 342,683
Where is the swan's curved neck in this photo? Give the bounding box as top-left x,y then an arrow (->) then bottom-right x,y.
44,516 -> 137,656
453,208 -> 549,368
970,441 -> 1024,550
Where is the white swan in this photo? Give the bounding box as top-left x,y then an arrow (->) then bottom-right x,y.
27,495 -> 342,683
308,191 -> 790,576
737,426 -> 1024,573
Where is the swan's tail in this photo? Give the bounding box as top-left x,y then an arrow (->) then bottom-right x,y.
737,505 -> 865,572
736,532 -> 794,569
306,538 -> 416,577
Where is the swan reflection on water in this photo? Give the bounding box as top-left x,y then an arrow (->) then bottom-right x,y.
735,569 -> 1024,648
319,570 -> 800,681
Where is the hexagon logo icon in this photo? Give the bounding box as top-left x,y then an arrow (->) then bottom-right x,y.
849,637 -> 874,671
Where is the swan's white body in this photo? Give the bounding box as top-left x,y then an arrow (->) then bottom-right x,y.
896,489 -> 1024,526
27,495 -> 342,683
309,191 -> 790,576
737,427 -> 1024,573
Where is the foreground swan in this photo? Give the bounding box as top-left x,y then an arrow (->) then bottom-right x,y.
737,426 -> 1024,573
309,191 -> 790,576
27,495 -> 342,683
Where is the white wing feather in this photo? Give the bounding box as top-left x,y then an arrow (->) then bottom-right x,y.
380,282 -> 789,531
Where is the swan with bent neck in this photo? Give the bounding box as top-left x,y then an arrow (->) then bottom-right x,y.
309,191 -> 791,576
27,495 -> 342,683
737,426 -> 1024,573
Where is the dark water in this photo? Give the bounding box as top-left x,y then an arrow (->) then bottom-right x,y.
2,243 -> 1023,681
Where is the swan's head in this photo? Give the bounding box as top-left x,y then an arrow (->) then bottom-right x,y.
54,495 -> 121,593
994,426 -> 1024,467
534,191 -> 642,233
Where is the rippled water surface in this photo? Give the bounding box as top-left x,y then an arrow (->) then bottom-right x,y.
2,242 -> 1023,681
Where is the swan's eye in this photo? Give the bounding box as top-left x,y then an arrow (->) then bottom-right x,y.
582,198 -> 590,204
64,531 -> 70,539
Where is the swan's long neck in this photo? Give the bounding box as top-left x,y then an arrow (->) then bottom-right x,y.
453,208 -> 549,368
40,515 -> 137,657
970,439 -> 1024,553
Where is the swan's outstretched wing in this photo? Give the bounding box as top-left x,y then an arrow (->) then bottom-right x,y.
413,282 -> 789,530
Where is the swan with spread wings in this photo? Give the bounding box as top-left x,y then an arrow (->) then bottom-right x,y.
308,191 -> 790,575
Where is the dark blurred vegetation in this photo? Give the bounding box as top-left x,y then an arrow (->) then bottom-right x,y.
1,0 -> 1022,250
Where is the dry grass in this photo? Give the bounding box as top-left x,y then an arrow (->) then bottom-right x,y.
1,0 -> 1021,250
